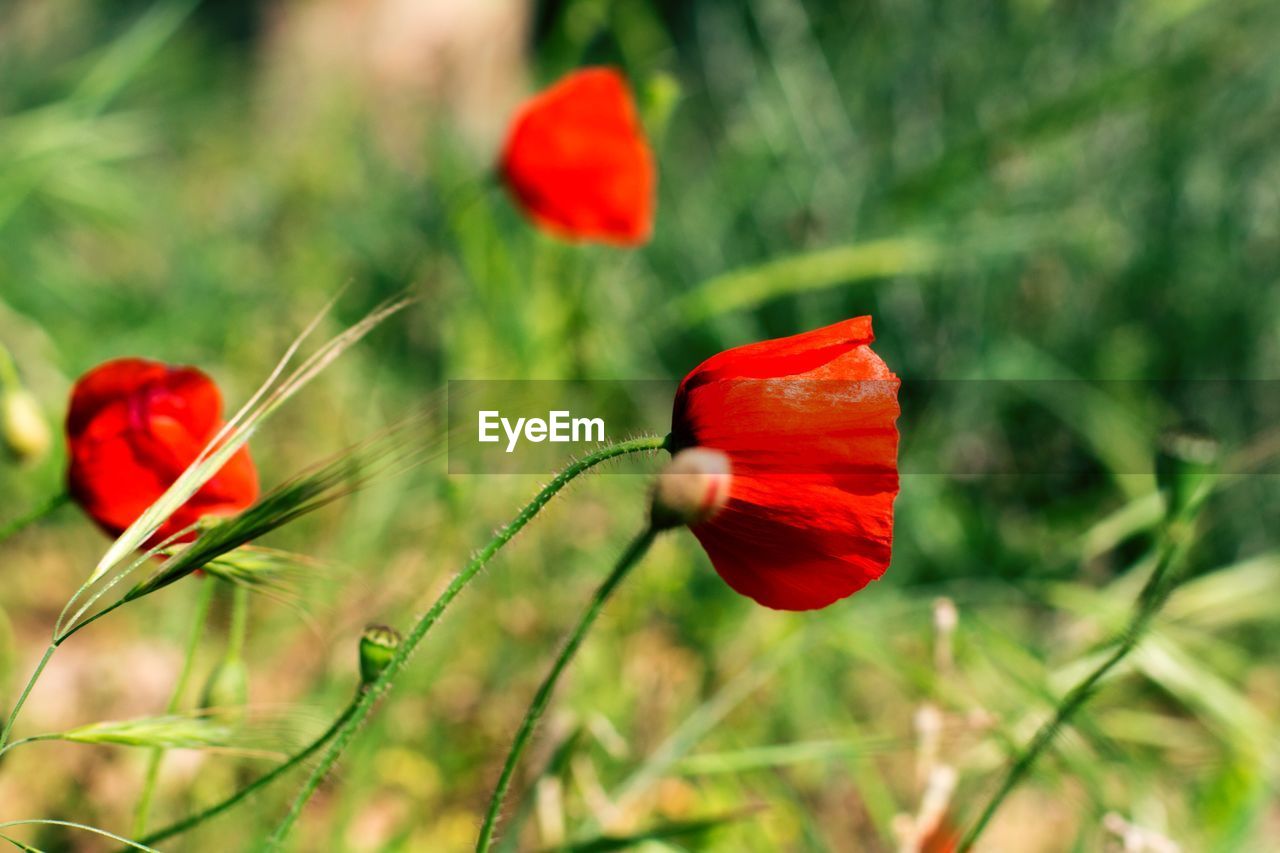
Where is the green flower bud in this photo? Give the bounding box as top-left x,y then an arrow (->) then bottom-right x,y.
640,71 -> 682,141
1156,425 -> 1220,520
200,657 -> 249,724
1,387 -> 51,465
359,625 -> 402,686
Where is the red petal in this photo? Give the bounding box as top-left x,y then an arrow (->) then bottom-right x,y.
66,359 -> 257,544
66,358 -> 170,439
677,317 -> 876,394
501,67 -> 655,245
68,428 -> 175,537
691,471 -> 897,610
146,367 -> 224,440
671,317 -> 901,610
189,444 -> 259,518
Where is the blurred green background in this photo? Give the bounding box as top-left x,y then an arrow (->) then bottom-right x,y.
0,0 -> 1277,850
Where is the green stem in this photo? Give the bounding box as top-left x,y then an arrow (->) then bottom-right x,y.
0,343 -> 18,388
266,434 -> 668,849
476,526 -> 657,852
0,492 -> 69,545
132,579 -> 218,837
0,643 -> 55,752
958,523 -> 1196,851
0,732 -> 59,758
133,698 -> 360,849
55,598 -> 127,644
227,583 -> 250,662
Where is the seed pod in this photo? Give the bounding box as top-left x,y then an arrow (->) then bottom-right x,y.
649,447 -> 732,530
359,625 -> 402,687
1,387 -> 51,465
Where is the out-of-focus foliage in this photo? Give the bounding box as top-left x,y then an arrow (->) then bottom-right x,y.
0,0 -> 1276,850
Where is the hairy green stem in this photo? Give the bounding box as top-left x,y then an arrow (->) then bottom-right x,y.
958,522 -> 1196,851
476,526 -> 657,852
266,434 -> 668,849
0,492 -> 69,546
133,698 -> 360,848
132,579 -> 218,836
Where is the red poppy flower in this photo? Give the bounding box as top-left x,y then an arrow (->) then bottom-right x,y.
669,317 -> 900,611
500,67 -> 655,245
66,358 -> 259,544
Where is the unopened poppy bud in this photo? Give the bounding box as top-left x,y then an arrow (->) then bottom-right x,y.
650,448 -> 732,531
359,624 -> 402,686
200,658 -> 249,724
1156,424 -> 1220,519
1,387 -> 51,465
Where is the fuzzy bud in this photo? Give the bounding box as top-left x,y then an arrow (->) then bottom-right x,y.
650,448 -> 732,531
1,387 -> 51,465
932,597 -> 958,633
200,658 -> 249,724
359,624 -> 402,686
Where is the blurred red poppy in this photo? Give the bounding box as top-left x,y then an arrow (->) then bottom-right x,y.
670,317 -> 900,610
500,67 -> 655,245
66,358 -> 259,544
920,820 -> 960,853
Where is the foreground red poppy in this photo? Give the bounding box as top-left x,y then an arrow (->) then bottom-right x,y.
66,358 -> 259,543
669,317 -> 900,610
500,67 -> 655,245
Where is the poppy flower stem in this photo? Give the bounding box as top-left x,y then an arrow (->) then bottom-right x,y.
476,525 -> 658,852
132,578 -> 218,837
265,434 -> 669,849
0,491 -> 69,546
958,517 -> 1199,852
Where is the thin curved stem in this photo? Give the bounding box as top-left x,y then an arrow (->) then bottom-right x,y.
57,523 -> 198,640
0,644 -> 55,753
134,697 -> 360,848
132,579 -> 218,836
0,733 -> 59,759
0,492 -> 69,546
1,594 -> 134,758
476,526 -> 657,852
55,598 -> 127,644
0,818 -> 157,852
958,525 -> 1196,851
266,434 -> 669,849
